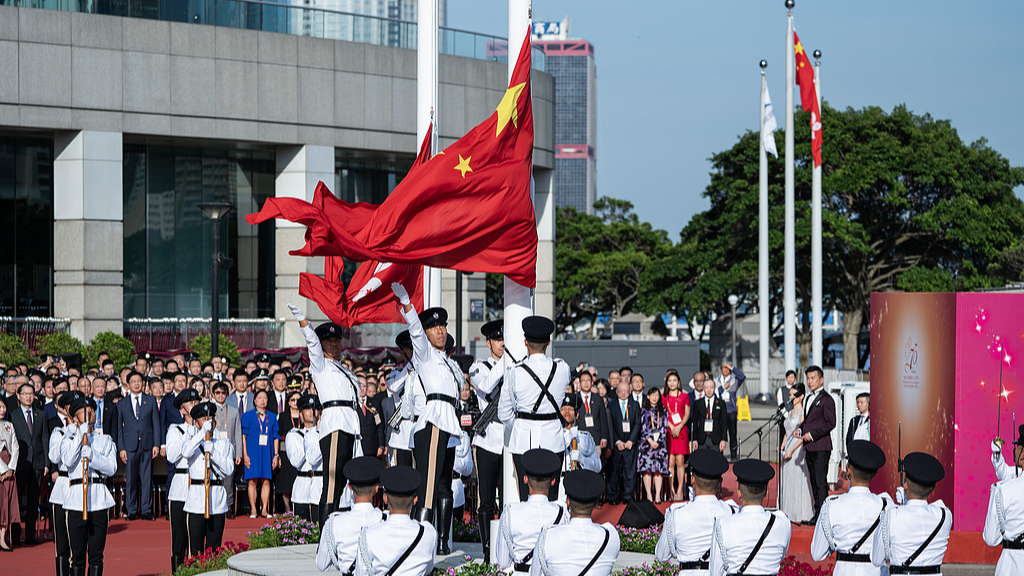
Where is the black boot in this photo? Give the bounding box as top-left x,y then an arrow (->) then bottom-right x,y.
478,512 -> 493,565
171,555 -> 184,574
56,556 -> 71,576
87,564 -> 103,576
435,497 -> 453,555
69,567 -> 85,576
318,501 -> 335,530
414,506 -> 434,526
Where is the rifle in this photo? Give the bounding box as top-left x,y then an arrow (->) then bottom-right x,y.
898,421 -> 904,487
471,376 -> 504,437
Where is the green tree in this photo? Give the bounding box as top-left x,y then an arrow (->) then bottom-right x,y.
0,333 -> 33,367
86,331 -> 137,371
642,103 -> 1024,369
37,332 -> 87,358
187,334 -> 241,367
555,198 -> 671,336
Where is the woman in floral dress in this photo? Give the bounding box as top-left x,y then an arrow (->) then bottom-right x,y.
638,387 -> 670,504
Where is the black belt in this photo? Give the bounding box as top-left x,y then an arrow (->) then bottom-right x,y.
513,563 -> 531,572
190,478 -> 223,485
1003,538 -> 1024,550
678,560 -> 710,570
323,400 -> 356,410
888,567 -> 941,575
58,471 -> 68,478
297,471 -> 323,478
426,393 -> 457,407
68,477 -> 103,486
175,467 -> 189,473
835,552 -> 871,563
516,412 -> 558,421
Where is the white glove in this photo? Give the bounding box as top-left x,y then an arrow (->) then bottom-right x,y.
993,441 -> 1002,456
895,486 -> 907,505
570,449 -> 580,461
201,420 -> 214,434
202,441 -> 214,454
80,445 -> 92,461
391,283 -> 411,306
287,303 -> 305,322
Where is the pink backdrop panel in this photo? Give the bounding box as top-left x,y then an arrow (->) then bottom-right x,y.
954,292 -> 1024,531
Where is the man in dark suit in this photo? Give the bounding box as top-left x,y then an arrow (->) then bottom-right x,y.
92,378 -> 116,438
844,392 -> 870,452
159,371 -> 188,512
9,382 -> 48,544
690,378 -> 728,453
607,382 -> 641,504
798,365 -> 836,523
357,383 -> 383,458
266,370 -> 290,414
116,370 -> 162,520
577,372 -> 609,452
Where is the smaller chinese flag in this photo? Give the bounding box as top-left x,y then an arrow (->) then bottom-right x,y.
794,31 -> 822,168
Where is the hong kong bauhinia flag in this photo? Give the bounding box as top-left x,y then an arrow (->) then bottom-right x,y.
794,31 -> 822,167
247,31 -> 539,287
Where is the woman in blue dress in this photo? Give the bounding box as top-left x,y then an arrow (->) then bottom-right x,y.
241,389 -> 280,518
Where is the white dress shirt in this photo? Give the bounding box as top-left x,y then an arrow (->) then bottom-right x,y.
355,514 -> 437,576
496,494 -> 569,570
182,424 -> 235,515
48,419 -> 70,505
286,425 -> 323,505
470,356 -> 505,454
301,323 -> 361,439
656,495 -> 738,575
812,487 -> 894,576
871,499 -> 951,573
316,502 -> 386,572
852,414 -> 871,442
498,353 -> 570,455
984,475 -> 1024,576
401,306 -> 462,440
165,422 -> 196,502
531,517 -> 620,576
60,424 -> 117,512
710,506 -> 791,576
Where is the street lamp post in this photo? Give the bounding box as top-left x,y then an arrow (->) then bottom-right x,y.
198,202 -> 235,359
728,295 -> 739,369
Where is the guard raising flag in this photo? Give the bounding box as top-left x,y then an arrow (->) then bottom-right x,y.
498,316 -> 570,501
984,424 -> 1024,575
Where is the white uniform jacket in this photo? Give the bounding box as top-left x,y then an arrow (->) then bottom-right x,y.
498,353 -> 570,455
286,425 -> 324,505
165,422 -> 196,502
182,424 -> 235,515
495,494 -> 569,570
387,365 -> 417,452
48,422 -> 70,505
871,499 -> 952,574
452,431 -> 474,508
656,495 -> 737,576
811,487 -> 894,576
470,356 -> 505,454
355,514 -> 437,576
531,518 -> 620,576
984,475 -> 1024,576
401,306 -> 462,441
302,322 -> 361,440
561,427 -> 600,474
60,424 -> 116,512
710,506 -> 791,576
316,502 -> 386,572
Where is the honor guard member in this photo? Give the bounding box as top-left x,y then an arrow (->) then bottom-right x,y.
355,465 -> 437,576
560,393 -> 601,477
390,283 -> 462,553
317,456 -> 387,573
811,440 -> 893,576
165,389 -> 202,574
992,437 -> 1018,482
870,452 -> 951,576
386,330 -> 417,467
984,425 -> 1024,575
50,391 -> 84,576
531,470 -> 620,576
183,402 -> 235,557
495,449 -> 569,574
656,449 -> 737,575
498,316 -> 570,501
288,304 -> 362,527
469,319 -> 505,562
62,396 -> 117,576
287,393 -> 325,522
710,459 -> 792,576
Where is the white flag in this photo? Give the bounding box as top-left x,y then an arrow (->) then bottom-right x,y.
762,82 -> 779,158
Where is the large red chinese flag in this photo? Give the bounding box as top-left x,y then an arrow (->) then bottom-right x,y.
248,32 -> 538,287
298,126 -> 434,326
794,32 -> 822,168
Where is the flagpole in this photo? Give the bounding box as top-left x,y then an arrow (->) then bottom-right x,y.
418,0 -> 441,308
811,50 -> 823,368
759,61 -> 770,397
783,0 -> 796,373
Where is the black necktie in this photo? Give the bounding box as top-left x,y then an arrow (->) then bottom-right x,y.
26,409 -> 33,435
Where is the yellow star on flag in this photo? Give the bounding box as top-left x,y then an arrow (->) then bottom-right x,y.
495,82 -> 527,137
795,41 -> 804,56
454,155 -> 473,178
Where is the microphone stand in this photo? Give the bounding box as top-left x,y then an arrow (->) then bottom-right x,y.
740,402 -> 789,510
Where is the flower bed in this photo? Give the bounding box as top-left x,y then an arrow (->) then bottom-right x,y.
453,517 -> 481,542
172,541 -> 248,576
616,525 -> 661,554
247,511 -> 321,549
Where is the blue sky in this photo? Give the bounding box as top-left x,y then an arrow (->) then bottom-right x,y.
448,1 -> 1024,238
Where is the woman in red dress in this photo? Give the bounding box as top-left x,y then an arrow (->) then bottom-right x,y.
662,370 -> 690,501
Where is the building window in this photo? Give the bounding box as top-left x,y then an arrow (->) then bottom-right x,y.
0,135 -> 54,317
123,144 -> 276,319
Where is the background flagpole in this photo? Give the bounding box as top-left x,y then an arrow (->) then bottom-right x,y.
784,0 -> 796,373
759,61 -> 770,397
811,50 -> 823,368
418,0 -> 441,308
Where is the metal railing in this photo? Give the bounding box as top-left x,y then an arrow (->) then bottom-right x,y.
0,317 -> 72,350
123,317 -> 284,351
3,0 -> 544,71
